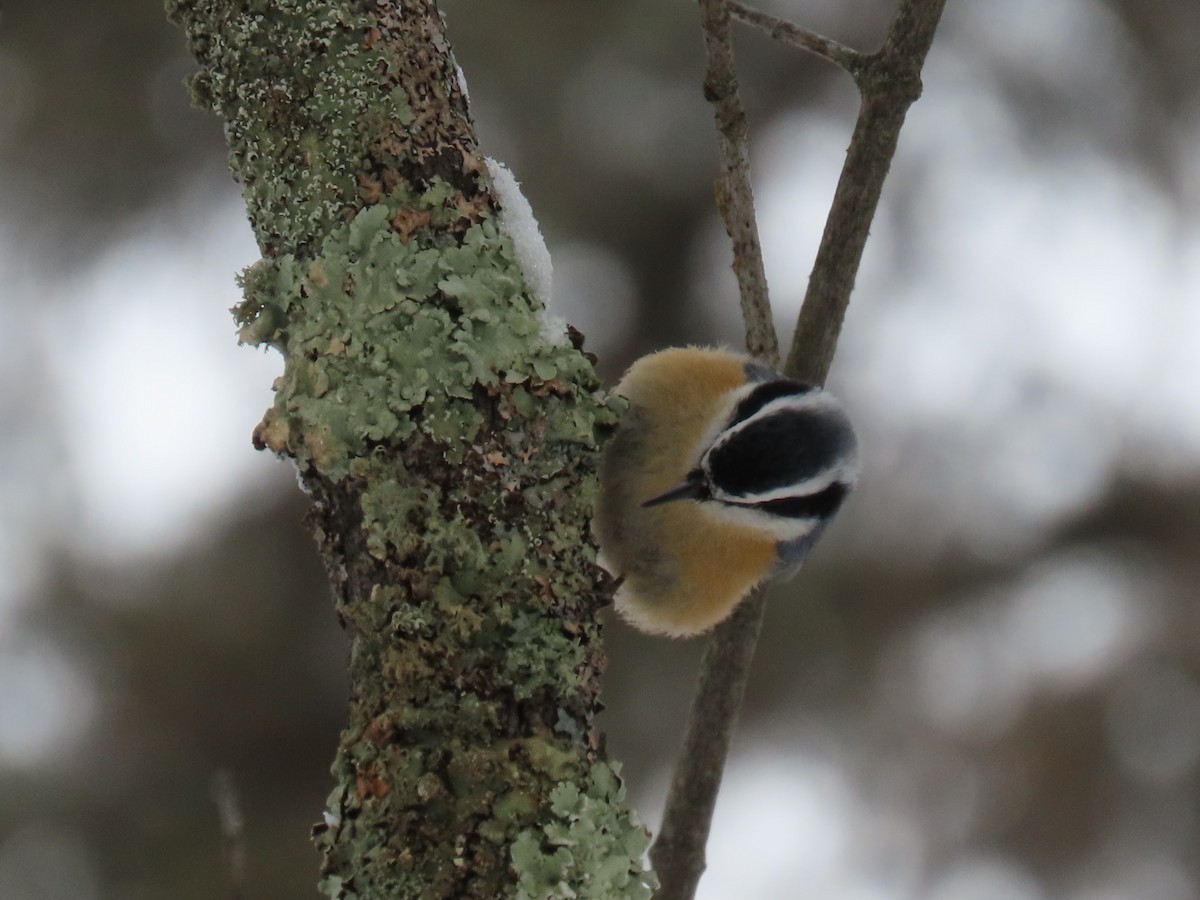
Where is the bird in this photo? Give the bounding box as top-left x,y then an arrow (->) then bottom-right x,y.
594,347 -> 859,637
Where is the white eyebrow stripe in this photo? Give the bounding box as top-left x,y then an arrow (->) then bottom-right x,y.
708,464 -> 855,505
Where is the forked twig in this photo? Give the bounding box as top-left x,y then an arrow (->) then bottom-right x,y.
650,2 -> 948,898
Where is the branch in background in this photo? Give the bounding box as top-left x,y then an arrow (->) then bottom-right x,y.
211,769 -> 248,900
728,1 -> 863,76
651,2 -> 947,898
697,0 -> 779,365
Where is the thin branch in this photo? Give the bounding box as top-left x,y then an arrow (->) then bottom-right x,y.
648,593 -> 767,900
786,0 -> 948,383
651,2 -> 948,898
697,0 -> 779,366
728,1 -> 863,76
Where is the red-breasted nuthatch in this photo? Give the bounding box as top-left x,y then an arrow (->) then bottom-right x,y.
595,347 -> 859,637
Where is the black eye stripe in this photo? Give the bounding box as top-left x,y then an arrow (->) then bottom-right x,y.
729,482 -> 850,520
728,379 -> 815,429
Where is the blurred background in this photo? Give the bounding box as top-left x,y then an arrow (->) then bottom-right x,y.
2,0 -> 1198,897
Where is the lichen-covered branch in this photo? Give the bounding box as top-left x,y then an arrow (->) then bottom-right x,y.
164,1 -> 653,897
653,2 -> 947,898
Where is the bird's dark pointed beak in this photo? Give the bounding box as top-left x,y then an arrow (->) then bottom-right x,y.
642,472 -> 707,508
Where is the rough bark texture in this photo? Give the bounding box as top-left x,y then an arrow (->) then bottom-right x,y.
164,1 -> 653,897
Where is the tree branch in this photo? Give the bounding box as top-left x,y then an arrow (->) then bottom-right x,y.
166,1 -> 653,897
787,0 -> 948,383
648,592 -> 767,900
728,1 -> 863,76
698,0 -> 779,365
652,2 -> 947,897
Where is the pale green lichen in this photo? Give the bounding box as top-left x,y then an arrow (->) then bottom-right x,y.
266,181 -> 638,897
512,763 -> 656,900
236,179 -> 601,482
168,1 -> 649,896
168,0 -> 400,250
